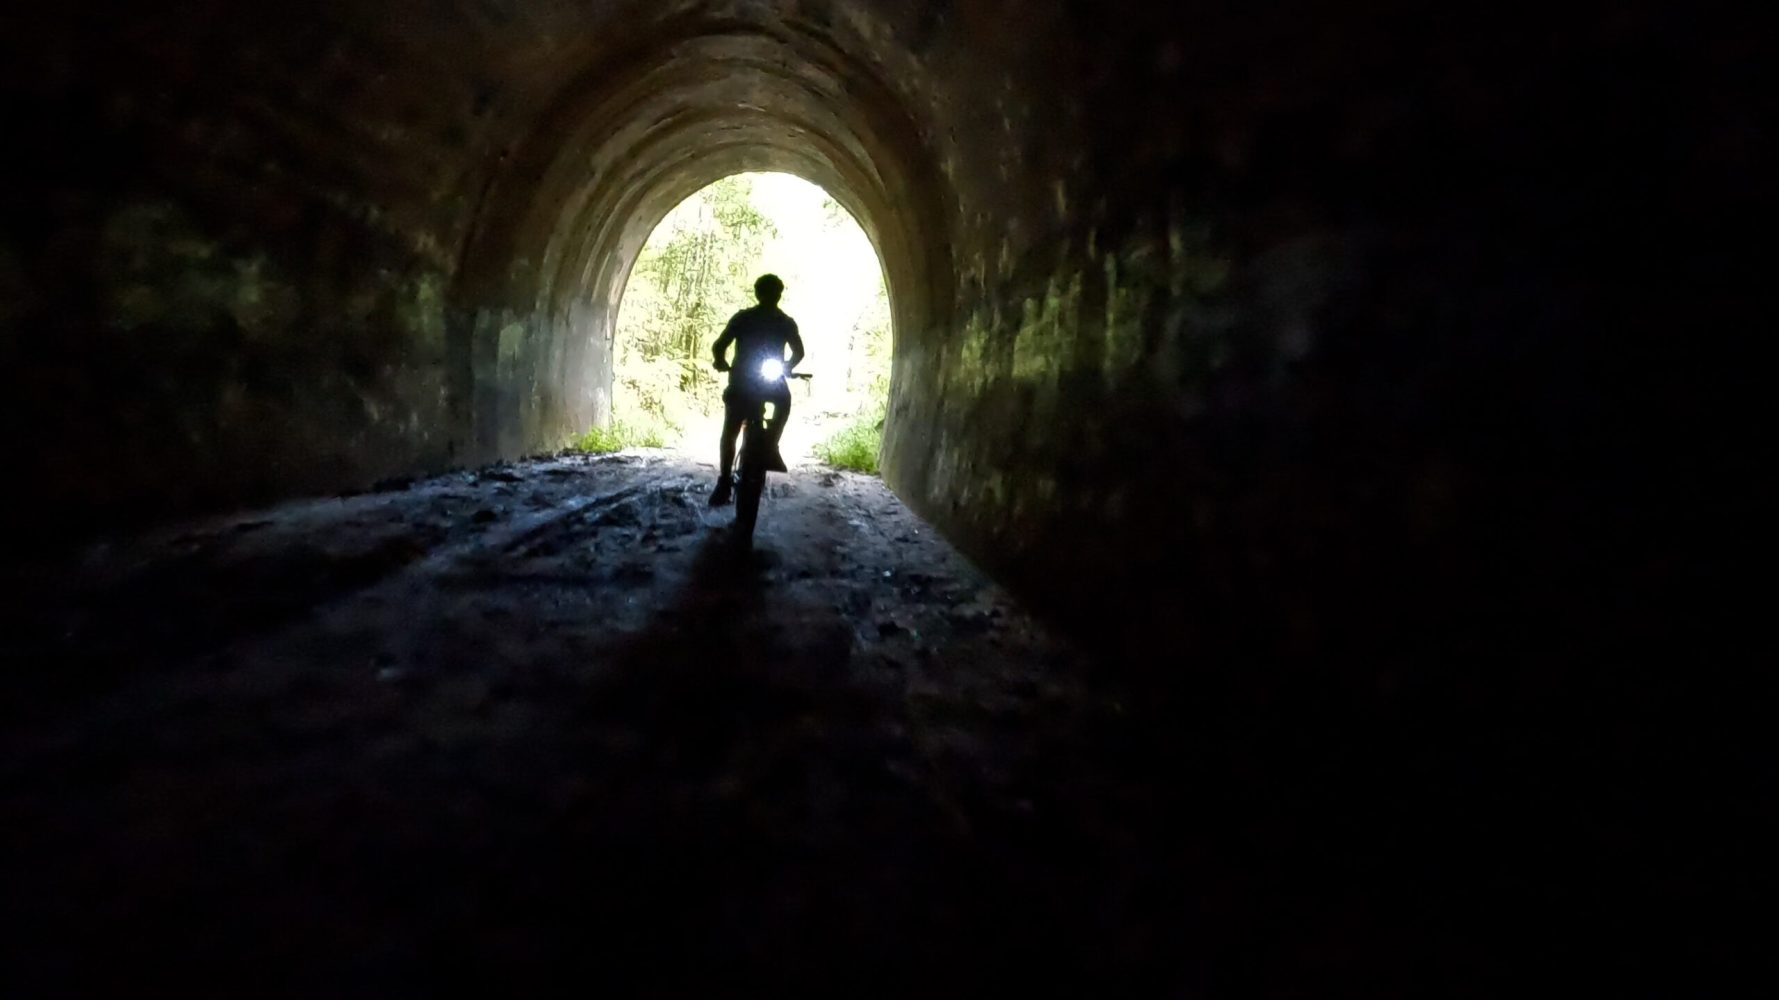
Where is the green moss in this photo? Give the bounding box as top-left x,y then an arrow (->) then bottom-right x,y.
1012,273 -> 1082,381
397,272 -> 448,353
1103,251 -> 1150,374
955,309 -> 992,390
99,200 -> 303,340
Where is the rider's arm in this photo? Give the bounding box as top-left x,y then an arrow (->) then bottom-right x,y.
785,321 -> 805,371
712,315 -> 738,371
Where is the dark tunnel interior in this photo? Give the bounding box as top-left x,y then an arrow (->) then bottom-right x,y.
0,1 -> 1768,994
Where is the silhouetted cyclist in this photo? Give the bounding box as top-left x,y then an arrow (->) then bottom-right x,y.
709,274 -> 805,506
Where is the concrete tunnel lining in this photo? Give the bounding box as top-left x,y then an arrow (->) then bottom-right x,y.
453,22 -> 952,461
3,0 -> 1747,677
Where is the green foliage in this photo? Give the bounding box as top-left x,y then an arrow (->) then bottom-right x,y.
612,173 -> 894,448
816,406 -> 884,475
831,281 -> 892,405
617,176 -> 777,428
570,419 -> 668,453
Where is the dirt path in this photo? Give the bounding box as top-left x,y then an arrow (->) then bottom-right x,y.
1,452 -> 1169,992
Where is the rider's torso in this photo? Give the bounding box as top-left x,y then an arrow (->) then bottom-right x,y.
725,306 -> 797,389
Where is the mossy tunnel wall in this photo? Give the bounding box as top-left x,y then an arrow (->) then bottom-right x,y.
0,2 -> 1755,654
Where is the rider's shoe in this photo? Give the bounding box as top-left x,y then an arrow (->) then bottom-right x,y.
709,477 -> 733,506
766,446 -> 788,473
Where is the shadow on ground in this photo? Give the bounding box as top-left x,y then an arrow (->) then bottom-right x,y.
1,457 -> 1161,995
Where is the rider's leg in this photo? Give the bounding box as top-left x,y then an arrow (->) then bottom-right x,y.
765,389 -> 792,470
718,410 -> 743,479
712,393 -> 744,504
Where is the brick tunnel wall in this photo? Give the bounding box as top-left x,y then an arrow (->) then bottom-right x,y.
0,2 -> 1762,665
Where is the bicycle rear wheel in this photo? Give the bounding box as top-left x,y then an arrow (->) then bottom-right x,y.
735,469 -> 762,545
734,423 -> 766,547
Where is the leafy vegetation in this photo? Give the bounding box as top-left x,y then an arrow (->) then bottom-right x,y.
588,172 -> 894,464
570,420 -> 667,453
815,405 -> 885,474
615,175 -> 778,434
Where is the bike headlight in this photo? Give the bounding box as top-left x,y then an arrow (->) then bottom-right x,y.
759,359 -> 786,381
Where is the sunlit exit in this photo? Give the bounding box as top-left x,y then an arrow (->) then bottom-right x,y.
606,172 -> 891,473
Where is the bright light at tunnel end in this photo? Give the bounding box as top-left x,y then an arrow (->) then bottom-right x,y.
611,171 -> 891,462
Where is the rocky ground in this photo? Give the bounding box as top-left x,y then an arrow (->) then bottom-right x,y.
1,452 -> 1197,994
0,450 -> 1702,996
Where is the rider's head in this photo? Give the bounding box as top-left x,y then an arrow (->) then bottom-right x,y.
754,274 -> 784,306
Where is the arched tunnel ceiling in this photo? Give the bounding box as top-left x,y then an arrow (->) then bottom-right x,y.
462,16 -> 950,343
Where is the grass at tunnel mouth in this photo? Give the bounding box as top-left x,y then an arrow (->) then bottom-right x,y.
570,420 -> 669,454
568,408 -> 883,474
816,411 -> 883,475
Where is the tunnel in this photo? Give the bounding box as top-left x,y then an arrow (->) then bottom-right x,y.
0,0 -> 1764,993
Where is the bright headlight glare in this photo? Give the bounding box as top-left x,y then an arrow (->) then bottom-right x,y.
759,359 -> 786,381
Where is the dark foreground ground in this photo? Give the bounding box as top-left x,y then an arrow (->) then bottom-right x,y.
2,453 -> 1172,993
0,452 -> 1750,995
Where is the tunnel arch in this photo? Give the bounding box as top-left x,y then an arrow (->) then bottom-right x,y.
4,0 -> 1725,689
452,17 -> 953,460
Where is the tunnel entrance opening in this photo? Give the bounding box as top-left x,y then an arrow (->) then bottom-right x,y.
604,172 -> 893,472
442,20 -> 952,500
